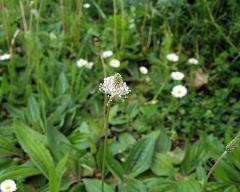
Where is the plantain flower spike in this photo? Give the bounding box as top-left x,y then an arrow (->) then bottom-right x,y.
226,132 -> 240,153
99,73 -> 130,104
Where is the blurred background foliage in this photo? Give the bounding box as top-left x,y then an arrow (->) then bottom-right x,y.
0,0 -> 239,191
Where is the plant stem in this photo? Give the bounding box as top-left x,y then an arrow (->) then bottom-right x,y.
152,77 -> 169,101
200,151 -> 227,192
113,0 -> 117,49
0,0 -> 10,49
59,0 -> 65,34
101,98 -> 111,192
76,0 -> 83,44
98,39 -> 109,192
19,1 -> 28,32
100,56 -> 107,78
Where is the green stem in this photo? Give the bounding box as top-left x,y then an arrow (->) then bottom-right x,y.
200,151 -> 227,192
101,99 -> 111,192
100,56 -> 107,78
113,0 -> 117,49
152,76 -> 169,101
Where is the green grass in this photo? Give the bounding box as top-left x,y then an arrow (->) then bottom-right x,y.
0,0 -> 240,191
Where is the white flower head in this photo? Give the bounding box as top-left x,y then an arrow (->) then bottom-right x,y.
0,179 -> 17,192
76,58 -> 88,68
0,54 -> 11,61
166,53 -> 179,62
171,85 -> 187,98
139,66 -> 148,75
102,50 -> 113,58
171,71 -> 184,81
83,3 -> 91,8
99,73 -> 130,103
188,58 -> 199,65
109,59 -> 120,68
85,61 -> 94,69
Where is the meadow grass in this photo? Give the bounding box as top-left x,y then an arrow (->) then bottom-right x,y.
0,0 -> 240,191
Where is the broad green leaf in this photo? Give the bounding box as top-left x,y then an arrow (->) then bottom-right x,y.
0,165 -> 41,181
224,185 -> 239,192
118,178 -> 146,192
14,121 -> 55,178
107,153 -> 125,181
124,131 -> 159,177
181,140 -> 209,174
111,132 -> 136,155
0,135 -> 22,157
175,179 -> 200,192
49,168 -> 58,192
27,96 -> 40,122
196,165 -> 206,181
56,154 -> 69,190
166,147 -> 185,165
155,131 -> 171,153
150,153 -> 175,176
144,177 -> 174,192
214,161 -> 240,184
84,179 -> 113,192
68,184 -> 85,192
56,73 -> 69,95
27,96 -> 43,130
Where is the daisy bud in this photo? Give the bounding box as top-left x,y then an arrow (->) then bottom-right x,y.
109,59 -> 120,68
102,51 -> 113,58
83,3 -> 91,9
166,53 -> 179,62
76,58 -> 88,68
171,72 -> 184,81
188,58 -> 199,65
139,66 -> 148,75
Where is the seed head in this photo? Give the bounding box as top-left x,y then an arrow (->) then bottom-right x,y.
226,133 -> 240,153
99,73 -> 130,104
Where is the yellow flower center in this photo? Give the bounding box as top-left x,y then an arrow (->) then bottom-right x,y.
5,185 -> 11,190
177,90 -> 182,94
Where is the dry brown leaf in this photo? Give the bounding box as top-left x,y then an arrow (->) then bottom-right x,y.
193,68 -> 209,89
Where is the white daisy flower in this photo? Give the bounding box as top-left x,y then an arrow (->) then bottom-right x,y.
99,73 -> 130,103
188,58 -> 198,65
83,3 -> 91,8
76,59 -> 93,69
85,61 -> 94,69
171,85 -> 187,98
139,66 -> 148,74
109,59 -> 120,68
76,58 -> 88,68
0,53 -> 11,61
166,53 -> 179,62
171,72 -> 184,81
102,50 -> 113,58
0,179 -> 17,192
